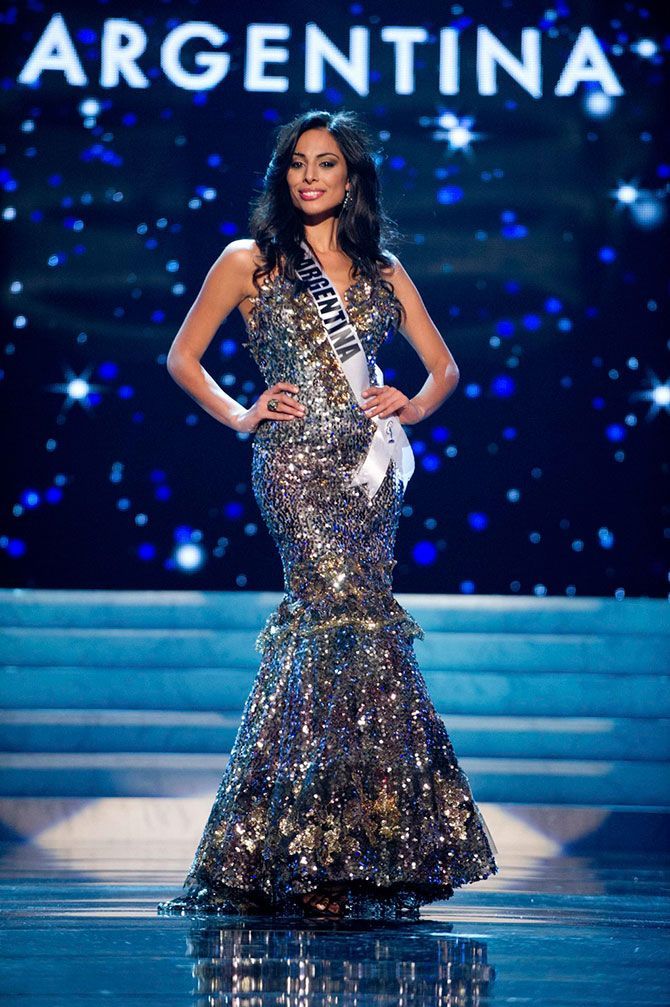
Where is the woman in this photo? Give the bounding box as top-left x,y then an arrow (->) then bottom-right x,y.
158,109 -> 498,921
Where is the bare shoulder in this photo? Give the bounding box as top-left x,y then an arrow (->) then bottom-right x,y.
204,238 -> 277,309
379,249 -> 401,276
213,238 -> 261,283
378,250 -> 419,298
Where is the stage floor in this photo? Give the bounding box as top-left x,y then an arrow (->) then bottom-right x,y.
0,842 -> 668,1004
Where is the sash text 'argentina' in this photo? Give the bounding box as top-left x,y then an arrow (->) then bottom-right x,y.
295,254 -> 362,364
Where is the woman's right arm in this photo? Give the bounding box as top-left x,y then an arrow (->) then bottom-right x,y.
167,239 -> 306,433
166,240 -> 259,431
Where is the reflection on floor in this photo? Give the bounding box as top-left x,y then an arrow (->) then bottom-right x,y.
0,842 -> 668,1005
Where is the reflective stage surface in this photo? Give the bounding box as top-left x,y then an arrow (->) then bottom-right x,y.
0,842 -> 668,1004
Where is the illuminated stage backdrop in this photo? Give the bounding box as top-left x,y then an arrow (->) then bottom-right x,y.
2,3 -> 667,596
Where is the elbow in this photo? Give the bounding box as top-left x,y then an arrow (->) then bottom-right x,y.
166,349 -> 184,379
446,359 -> 460,386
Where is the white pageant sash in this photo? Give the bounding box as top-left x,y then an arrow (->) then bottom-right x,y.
296,240 -> 415,501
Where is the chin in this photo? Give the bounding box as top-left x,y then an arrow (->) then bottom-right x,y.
295,197 -> 335,211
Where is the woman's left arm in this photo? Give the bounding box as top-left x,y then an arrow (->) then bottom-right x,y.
361,254 -> 460,425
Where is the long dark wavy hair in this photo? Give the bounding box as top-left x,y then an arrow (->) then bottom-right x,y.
248,109 -> 405,329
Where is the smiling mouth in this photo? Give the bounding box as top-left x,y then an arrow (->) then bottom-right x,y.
299,190 -> 325,200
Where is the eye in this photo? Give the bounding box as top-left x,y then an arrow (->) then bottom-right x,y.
289,160 -> 337,169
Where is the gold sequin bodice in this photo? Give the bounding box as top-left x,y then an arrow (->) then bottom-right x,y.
242,269 -> 398,448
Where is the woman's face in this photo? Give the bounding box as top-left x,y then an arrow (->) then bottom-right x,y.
286,128 -> 349,217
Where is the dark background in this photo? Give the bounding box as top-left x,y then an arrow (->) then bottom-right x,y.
1,2 -> 668,597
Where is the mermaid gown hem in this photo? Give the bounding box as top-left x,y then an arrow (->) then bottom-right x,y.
158,268 -> 499,921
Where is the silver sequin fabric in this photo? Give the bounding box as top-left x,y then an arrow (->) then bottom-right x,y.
157,267 -> 499,921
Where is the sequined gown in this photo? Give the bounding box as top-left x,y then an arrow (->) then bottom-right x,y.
158,266 -> 498,920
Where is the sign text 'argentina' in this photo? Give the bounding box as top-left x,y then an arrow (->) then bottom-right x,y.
18,16 -> 625,97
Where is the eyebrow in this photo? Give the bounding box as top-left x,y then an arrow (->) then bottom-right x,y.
291,151 -> 340,158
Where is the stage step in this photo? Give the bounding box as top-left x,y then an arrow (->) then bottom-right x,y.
1,667 -> 667,716
1,588 -> 667,635
0,751 -> 667,805
0,590 -> 667,808
0,710 -> 668,760
1,627 -> 668,675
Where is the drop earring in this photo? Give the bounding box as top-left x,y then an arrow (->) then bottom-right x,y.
342,187 -> 351,209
